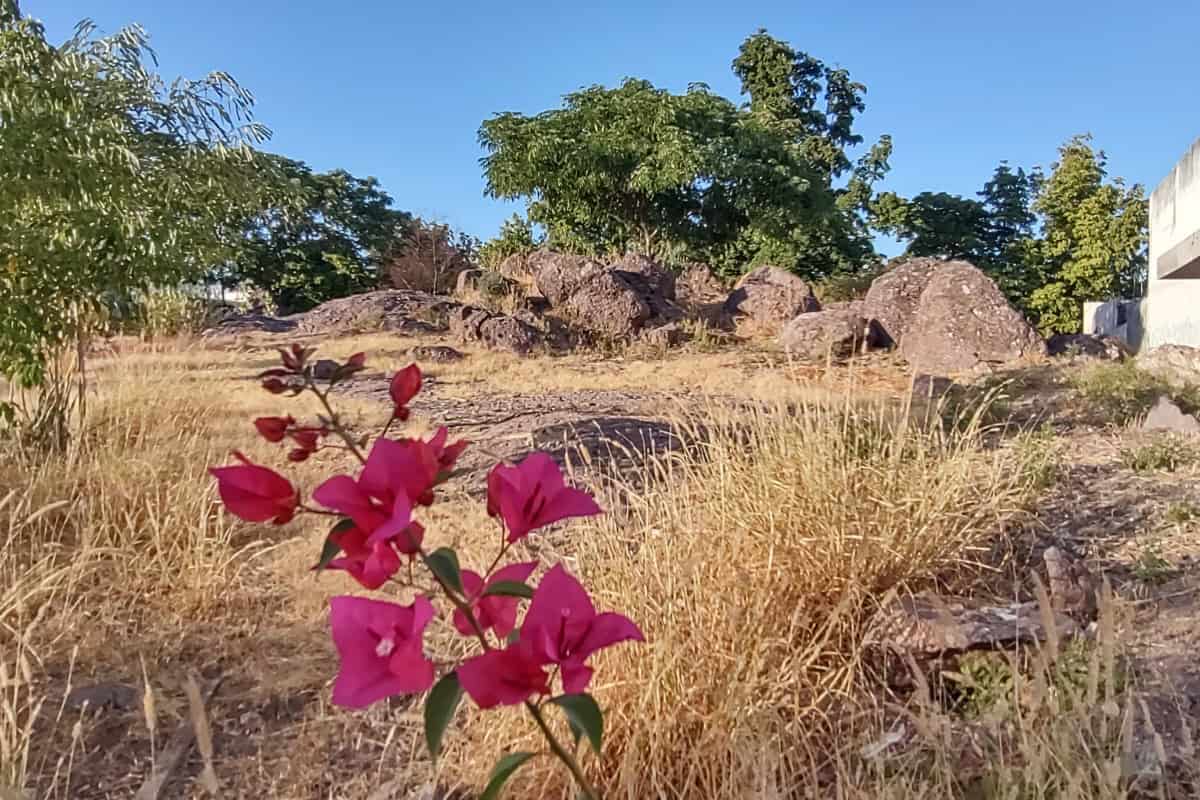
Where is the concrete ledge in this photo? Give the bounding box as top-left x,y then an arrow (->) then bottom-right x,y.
1157,230 -> 1200,279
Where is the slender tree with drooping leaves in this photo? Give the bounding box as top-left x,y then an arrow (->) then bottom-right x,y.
0,8 -> 293,440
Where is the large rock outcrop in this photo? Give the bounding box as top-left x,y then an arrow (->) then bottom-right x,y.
530,251 -> 680,339
862,257 -> 943,347
561,270 -> 653,339
722,266 -> 820,329
900,262 -> 1045,373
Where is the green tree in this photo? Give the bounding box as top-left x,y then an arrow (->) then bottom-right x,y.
730,30 -> 892,277
0,11 -> 289,392
870,190 -> 989,261
1027,135 -> 1148,334
977,163 -> 1043,304
224,155 -> 411,312
479,31 -> 890,280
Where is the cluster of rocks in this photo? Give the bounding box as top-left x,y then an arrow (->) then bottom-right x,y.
715,258 -> 1047,373
525,252 -> 685,341
207,251 -> 1145,372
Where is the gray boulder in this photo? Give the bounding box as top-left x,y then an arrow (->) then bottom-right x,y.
448,306 -> 544,355
779,309 -> 866,360
1137,345 -> 1200,388
863,257 -> 943,347
723,266 -> 820,329
530,252 -> 606,307
1142,396 -> 1200,435
562,271 -> 652,339
901,262 -> 1045,373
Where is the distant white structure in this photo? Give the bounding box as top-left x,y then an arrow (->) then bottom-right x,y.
1142,136 -> 1200,350
1083,298 -> 1144,345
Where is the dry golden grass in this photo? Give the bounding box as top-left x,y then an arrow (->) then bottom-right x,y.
0,336 -> 1176,799
442,395 -> 1043,799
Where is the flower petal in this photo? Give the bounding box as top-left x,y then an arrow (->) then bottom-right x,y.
576,612 -> 645,660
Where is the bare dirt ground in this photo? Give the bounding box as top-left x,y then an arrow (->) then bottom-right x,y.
11,325 -> 1200,799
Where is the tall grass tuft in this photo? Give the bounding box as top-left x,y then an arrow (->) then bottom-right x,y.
448,395 -> 1042,799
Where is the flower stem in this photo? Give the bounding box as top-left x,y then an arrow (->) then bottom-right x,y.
524,700 -> 600,800
305,378 -> 366,464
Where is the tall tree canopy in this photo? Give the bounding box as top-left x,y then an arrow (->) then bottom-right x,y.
479,30 -> 891,279
0,9 -> 290,385
1027,136 -> 1148,334
221,155 -> 411,312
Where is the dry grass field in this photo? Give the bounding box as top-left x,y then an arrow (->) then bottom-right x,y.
4,331 -> 1200,799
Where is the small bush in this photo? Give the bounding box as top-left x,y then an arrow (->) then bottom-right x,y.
1164,501 -> 1199,525
1120,435 -> 1197,472
1069,361 -> 1200,425
477,270 -> 513,300
814,264 -> 886,303
1014,423 -> 1061,489
1131,542 -> 1173,584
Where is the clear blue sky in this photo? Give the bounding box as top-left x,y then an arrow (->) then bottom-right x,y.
28,0 -> 1200,255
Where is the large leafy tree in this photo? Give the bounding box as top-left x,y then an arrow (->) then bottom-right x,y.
0,7 -> 290,386
479,31 -> 890,280
730,29 -> 892,277
1027,135 -> 1148,334
222,155 -> 411,312
870,190 -> 989,262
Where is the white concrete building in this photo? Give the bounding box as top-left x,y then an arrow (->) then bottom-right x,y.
1142,136 -> 1200,350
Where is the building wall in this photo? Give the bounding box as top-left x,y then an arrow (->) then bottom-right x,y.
1144,136 -> 1200,349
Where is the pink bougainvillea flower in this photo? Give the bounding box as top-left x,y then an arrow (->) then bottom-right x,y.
453,561 -> 537,638
457,637 -> 551,709
365,489 -> 424,551
322,524 -> 403,589
330,595 -> 436,708
486,452 -> 602,542
209,452 -> 298,525
522,564 -> 643,693
254,415 -> 294,443
359,437 -> 440,508
426,426 -> 470,474
313,475 -> 387,533
389,364 -> 422,421
346,352 -> 367,369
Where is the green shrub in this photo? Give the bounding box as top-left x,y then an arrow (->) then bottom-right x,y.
99,287 -> 215,339
1131,542 -> 1173,584
814,264 -> 885,303
1069,361 -> 1200,425
477,270 -> 513,300
1120,435 -> 1197,472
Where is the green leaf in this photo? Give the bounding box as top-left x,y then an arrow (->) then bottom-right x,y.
313,518 -> 355,571
505,629 -> 521,646
551,694 -> 603,754
426,547 -> 464,595
480,752 -> 536,800
482,580 -> 534,599
423,672 -> 462,761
